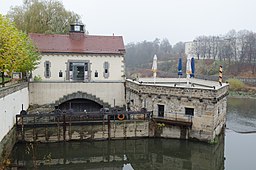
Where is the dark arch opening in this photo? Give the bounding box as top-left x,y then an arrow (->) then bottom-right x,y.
59,98 -> 103,113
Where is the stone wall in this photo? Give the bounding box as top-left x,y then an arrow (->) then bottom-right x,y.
126,79 -> 228,142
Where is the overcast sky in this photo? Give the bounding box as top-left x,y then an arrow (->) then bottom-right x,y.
1,0 -> 256,45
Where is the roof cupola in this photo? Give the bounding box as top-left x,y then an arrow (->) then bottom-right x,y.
69,20 -> 84,40
70,19 -> 84,33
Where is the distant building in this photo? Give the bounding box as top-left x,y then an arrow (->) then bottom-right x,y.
185,38 -> 242,61
185,41 -> 194,56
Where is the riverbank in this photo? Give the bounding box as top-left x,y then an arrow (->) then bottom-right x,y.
228,89 -> 256,99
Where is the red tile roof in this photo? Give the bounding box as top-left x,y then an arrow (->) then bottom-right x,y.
29,33 -> 125,54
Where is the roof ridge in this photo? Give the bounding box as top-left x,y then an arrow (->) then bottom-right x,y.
29,33 -> 123,38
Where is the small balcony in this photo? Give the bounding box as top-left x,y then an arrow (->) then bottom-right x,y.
152,113 -> 193,127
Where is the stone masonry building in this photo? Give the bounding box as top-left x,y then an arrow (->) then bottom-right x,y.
126,78 -> 228,142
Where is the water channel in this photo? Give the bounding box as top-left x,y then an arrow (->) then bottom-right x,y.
10,97 -> 256,170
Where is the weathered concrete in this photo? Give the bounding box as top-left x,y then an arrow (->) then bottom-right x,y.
126,78 -> 229,142
17,120 -> 150,142
29,82 -> 125,108
0,127 -> 16,163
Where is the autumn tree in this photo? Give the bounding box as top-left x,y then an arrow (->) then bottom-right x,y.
7,0 -> 85,34
0,14 -> 40,86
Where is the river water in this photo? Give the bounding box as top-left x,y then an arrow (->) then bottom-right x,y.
10,97 -> 256,170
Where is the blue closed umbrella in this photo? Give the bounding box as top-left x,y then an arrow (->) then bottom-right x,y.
178,58 -> 182,77
190,57 -> 195,78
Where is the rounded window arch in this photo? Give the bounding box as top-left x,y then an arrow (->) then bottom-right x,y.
59,98 -> 103,113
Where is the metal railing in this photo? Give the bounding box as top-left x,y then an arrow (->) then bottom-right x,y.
152,112 -> 193,126
16,110 -> 153,127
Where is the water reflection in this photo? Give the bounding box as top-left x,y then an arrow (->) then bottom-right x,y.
225,97 -> 256,170
11,97 -> 256,170
225,130 -> 256,170
11,137 -> 224,170
227,97 -> 256,132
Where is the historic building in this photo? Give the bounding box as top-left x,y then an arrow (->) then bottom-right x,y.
28,23 -> 228,142
29,22 -> 126,112
126,78 -> 228,142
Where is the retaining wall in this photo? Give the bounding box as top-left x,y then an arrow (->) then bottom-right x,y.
0,83 -> 29,161
17,120 -> 150,142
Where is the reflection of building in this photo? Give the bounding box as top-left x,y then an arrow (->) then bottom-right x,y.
29,22 -> 126,111
11,137 -> 224,170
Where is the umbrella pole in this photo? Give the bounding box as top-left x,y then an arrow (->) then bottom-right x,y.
153,72 -> 156,84
186,74 -> 190,86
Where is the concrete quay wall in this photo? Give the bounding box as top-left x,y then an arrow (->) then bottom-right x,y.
17,120 -> 150,142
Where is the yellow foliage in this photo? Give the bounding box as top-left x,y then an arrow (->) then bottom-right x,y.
0,14 -> 40,75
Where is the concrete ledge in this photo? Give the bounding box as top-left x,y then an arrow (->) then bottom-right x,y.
0,82 -> 28,98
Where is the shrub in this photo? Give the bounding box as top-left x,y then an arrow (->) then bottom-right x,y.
33,75 -> 42,81
226,78 -> 245,91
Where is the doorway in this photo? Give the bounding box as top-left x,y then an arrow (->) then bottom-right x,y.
69,62 -> 89,81
158,104 -> 165,117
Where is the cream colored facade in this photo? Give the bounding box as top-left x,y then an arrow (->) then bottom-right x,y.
30,52 -> 126,108
33,53 -> 125,82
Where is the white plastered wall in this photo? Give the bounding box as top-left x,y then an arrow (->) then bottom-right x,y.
0,88 -> 29,141
32,54 -> 125,82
